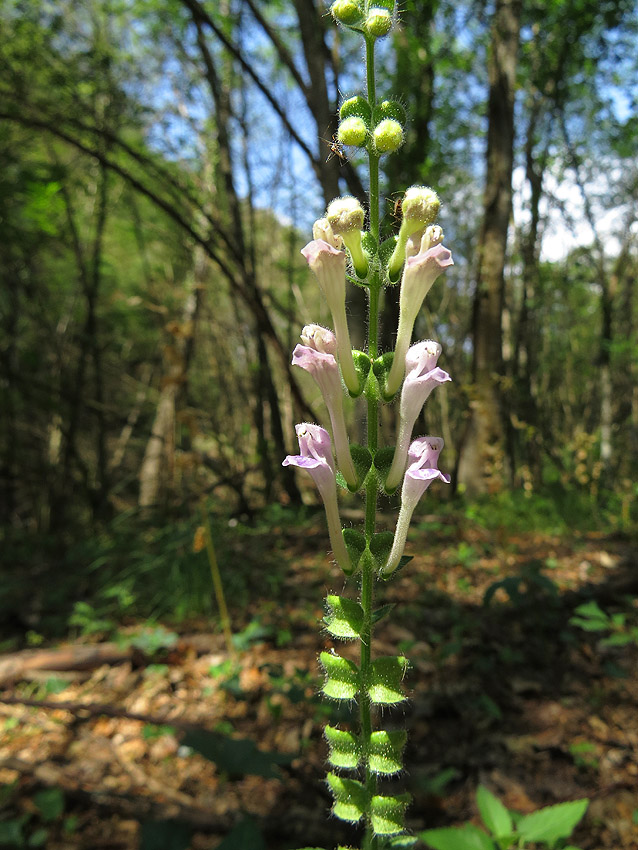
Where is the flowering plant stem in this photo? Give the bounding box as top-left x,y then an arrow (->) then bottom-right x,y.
362,34 -> 380,849
286,4 -> 454,846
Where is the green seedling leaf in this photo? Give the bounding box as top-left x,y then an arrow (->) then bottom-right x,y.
325,725 -> 361,769
326,773 -> 367,823
182,729 -> 292,779
342,529 -> 366,574
367,656 -> 408,705
370,793 -> 410,836
325,595 -> 364,640
476,785 -> 512,839
517,799 -> 588,844
420,824 -> 495,850
217,817 -> 266,850
33,787 -> 65,822
139,820 -> 192,850
320,651 -> 360,700
350,444 -> 373,488
370,532 -> 395,570
369,730 -> 407,775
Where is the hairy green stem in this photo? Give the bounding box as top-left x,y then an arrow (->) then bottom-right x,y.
361,33 -> 382,850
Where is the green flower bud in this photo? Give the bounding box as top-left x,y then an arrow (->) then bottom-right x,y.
326,197 -> 369,278
402,185 -> 440,225
326,196 -> 365,234
338,116 -> 368,147
372,99 -> 407,126
372,118 -> 404,154
339,95 -> 372,124
330,0 -> 364,26
365,7 -> 392,38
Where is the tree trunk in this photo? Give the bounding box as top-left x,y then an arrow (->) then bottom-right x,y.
456,0 -> 522,495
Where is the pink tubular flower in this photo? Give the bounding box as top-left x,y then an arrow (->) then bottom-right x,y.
292,344 -> 357,488
300,324 -> 337,356
282,424 -> 351,572
385,341 -> 451,492
383,436 -> 450,576
385,243 -> 454,397
301,240 -> 360,395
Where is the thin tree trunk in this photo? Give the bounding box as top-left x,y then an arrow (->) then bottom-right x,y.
456,0 -> 522,495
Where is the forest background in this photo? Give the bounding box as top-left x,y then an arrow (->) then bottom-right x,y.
1,0 -> 636,631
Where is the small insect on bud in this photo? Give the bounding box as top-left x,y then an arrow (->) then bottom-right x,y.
330,0 -> 363,26
338,116 -> 368,148
372,118 -> 404,154
365,7 -> 393,38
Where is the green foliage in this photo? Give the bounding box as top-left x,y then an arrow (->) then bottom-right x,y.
217,817 -> 266,850
139,820 -> 192,850
181,729 -> 293,779
420,786 -> 588,850
326,773 -> 368,823
324,595 -> 365,640
368,730 -> 407,775
325,726 -> 361,770
569,601 -> 638,647
370,793 -> 411,836
320,651 -> 360,700
366,656 -> 408,705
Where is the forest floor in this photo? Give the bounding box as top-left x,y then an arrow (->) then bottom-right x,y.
1,507 -> 638,850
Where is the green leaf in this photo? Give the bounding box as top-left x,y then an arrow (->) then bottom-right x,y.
342,530 -> 366,575
573,601 -> 607,621
372,603 -> 395,625
350,444 -> 373,488
326,773 -> 367,823
369,532 -> 395,570
569,617 -> 609,632
217,817 -> 266,850
33,787 -> 65,822
352,351 -> 372,394
27,827 -> 49,848
325,594 -> 364,640
419,824 -> 496,850
367,656 -> 408,704
320,651 -> 360,700
517,799 -> 588,843
139,820 -> 192,850
325,725 -> 361,769
182,729 -> 292,779
475,785 -> 512,838
369,730 -> 407,774
386,836 -> 418,847
373,445 -> 395,479
370,793 -> 410,836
